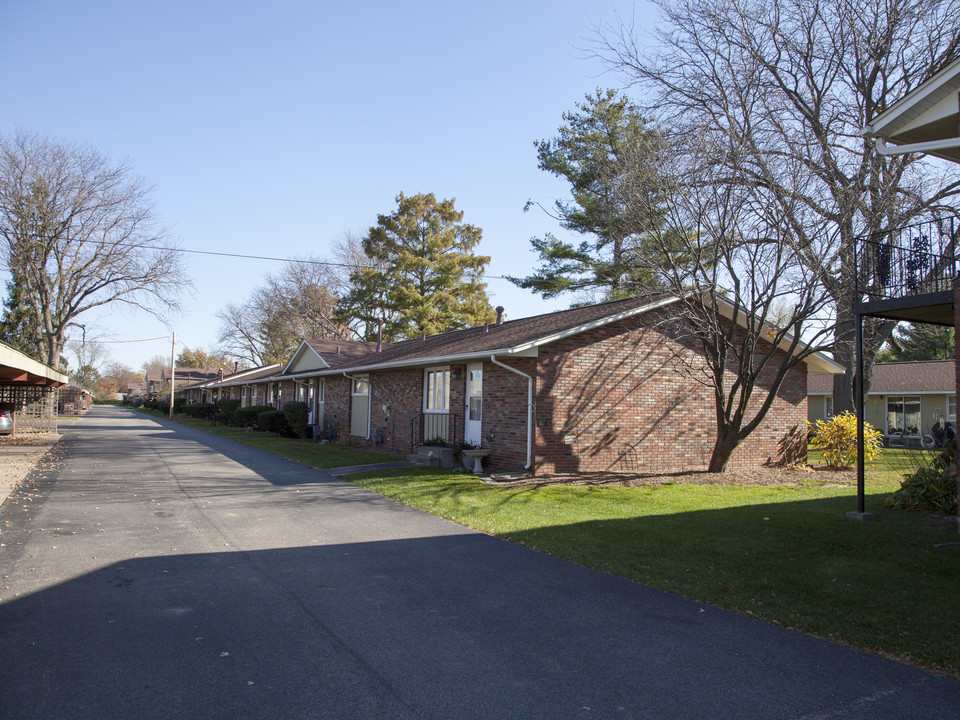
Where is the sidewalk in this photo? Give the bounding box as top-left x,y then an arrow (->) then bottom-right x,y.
0,433 -> 62,504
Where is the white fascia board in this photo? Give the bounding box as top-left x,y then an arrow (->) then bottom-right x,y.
287,348 -> 540,378
216,364 -> 282,386
502,295 -> 682,355
712,296 -> 844,375
863,57 -> 960,136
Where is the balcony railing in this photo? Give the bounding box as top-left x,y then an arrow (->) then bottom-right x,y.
855,217 -> 958,302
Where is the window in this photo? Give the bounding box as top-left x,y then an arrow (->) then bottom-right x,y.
468,367 -> 482,422
352,376 -> 369,396
949,395 -> 956,423
824,396 -> 833,419
424,368 -> 450,412
887,396 -> 921,435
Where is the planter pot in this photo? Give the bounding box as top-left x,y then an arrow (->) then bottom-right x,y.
461,454 -> 475,471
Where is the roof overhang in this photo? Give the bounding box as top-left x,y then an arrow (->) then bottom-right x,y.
862,57 -> 960,163
272,296 -> 682,378
0,343 -> 69,387
713,297 -> 844,375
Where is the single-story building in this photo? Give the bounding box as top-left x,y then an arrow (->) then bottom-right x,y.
809,360 -> 956,439
247,294 -> 840,475
177,364 -> 282,405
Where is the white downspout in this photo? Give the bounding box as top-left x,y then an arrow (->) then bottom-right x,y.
342,371 -> 371,439
490,354 -> 533,470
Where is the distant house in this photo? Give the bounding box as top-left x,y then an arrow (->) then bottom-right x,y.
177,364 -> 282,405
148,367 -> 222,400
245,294 -> 840,475
809,361 -> 956,439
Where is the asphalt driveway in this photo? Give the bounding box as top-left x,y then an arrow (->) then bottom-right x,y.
1,405 -> 958,719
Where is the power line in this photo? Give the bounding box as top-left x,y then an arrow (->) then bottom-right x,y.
99,335 -> 170,344
121,242 -> 511,280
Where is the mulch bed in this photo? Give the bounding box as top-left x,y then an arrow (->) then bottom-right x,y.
489,464 -> 857,487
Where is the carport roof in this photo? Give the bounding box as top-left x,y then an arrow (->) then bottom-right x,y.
0,342 -> 69,387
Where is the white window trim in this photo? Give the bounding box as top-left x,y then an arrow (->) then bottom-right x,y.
351,375 -> 369,396
424,366 -> 451,414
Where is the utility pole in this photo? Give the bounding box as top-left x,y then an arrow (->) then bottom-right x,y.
168,332 -> 176,420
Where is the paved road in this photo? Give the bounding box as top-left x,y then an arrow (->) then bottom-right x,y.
1,406 -> 959,719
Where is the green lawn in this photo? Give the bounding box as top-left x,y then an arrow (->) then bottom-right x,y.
132,408 -> 396,469
343,456 -> 960,677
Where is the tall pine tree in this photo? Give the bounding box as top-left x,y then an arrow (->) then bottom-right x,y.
509,89 -> 671,301
337,192 -> 495,341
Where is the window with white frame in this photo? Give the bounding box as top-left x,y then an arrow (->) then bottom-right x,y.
352,376 -> 369,396
824,396 -> 833,419
887,396 -> 921,435
424,368 -> 450,412
949,395 -> 956,423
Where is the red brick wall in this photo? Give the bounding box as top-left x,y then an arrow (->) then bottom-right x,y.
531,312 -> 807,475
260,310 -> 808,475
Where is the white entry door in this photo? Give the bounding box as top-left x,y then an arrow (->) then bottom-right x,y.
465,363 -> 483,446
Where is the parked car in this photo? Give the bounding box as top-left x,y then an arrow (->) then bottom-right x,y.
0,409 -> 13,435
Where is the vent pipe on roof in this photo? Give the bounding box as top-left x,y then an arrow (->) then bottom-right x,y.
234,361 -> 238,374
376,318 -> 383,352
495,306 -> 505,325
336,346 -> 341,354
484,323 -> 489,333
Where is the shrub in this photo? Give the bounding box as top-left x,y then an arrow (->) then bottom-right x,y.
258,409 -> 289,435
886,445 -> 958,514
217,399 -> 242,425
183,402 -> 215,419
236,405 -> 275,428
808,411 -> 882,469
421,436 -> 449,447
283,401 -> 310,438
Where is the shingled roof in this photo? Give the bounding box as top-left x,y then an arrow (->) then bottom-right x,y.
808,360 -> 956,394
278,293 -> 679,376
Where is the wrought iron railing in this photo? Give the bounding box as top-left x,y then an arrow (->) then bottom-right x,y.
855,217 -> 958,302
410,412 -> 461,453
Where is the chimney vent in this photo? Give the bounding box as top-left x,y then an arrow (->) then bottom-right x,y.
336,345 -> 341,355
484,323 -> 489,333
495,306 -> 505,325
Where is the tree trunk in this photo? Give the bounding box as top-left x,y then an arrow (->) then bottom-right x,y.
708,427 -> 741,473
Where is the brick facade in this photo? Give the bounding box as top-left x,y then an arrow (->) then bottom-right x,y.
336,311 -> 808,475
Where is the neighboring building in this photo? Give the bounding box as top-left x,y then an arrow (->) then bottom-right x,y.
148,367 -> 221,400
245,294 -> 840,475
178,364 -> 282,405
809,361 -> 956,438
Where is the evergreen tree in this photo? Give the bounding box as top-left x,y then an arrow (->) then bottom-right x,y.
0,272 -> 43,361
337,192 -> 495,341
509,89 -> 670,301
877,323 -> 954,362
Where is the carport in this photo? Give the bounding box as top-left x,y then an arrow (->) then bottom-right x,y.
0,341 -> 69,434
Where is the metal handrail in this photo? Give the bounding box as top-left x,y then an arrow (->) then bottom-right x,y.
854,217 -> 958,302
409,412 -> 461,453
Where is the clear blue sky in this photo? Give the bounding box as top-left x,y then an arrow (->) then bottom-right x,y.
0,0 -> 656,370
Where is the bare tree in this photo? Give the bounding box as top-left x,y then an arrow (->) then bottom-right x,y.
0,131 -> 189,367
217,255 -> 351,365
621,136 -> 836,471
595,0 -> 960,412
66,332 -> 109,373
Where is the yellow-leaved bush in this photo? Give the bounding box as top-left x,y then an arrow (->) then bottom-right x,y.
808,411 -> 883,468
